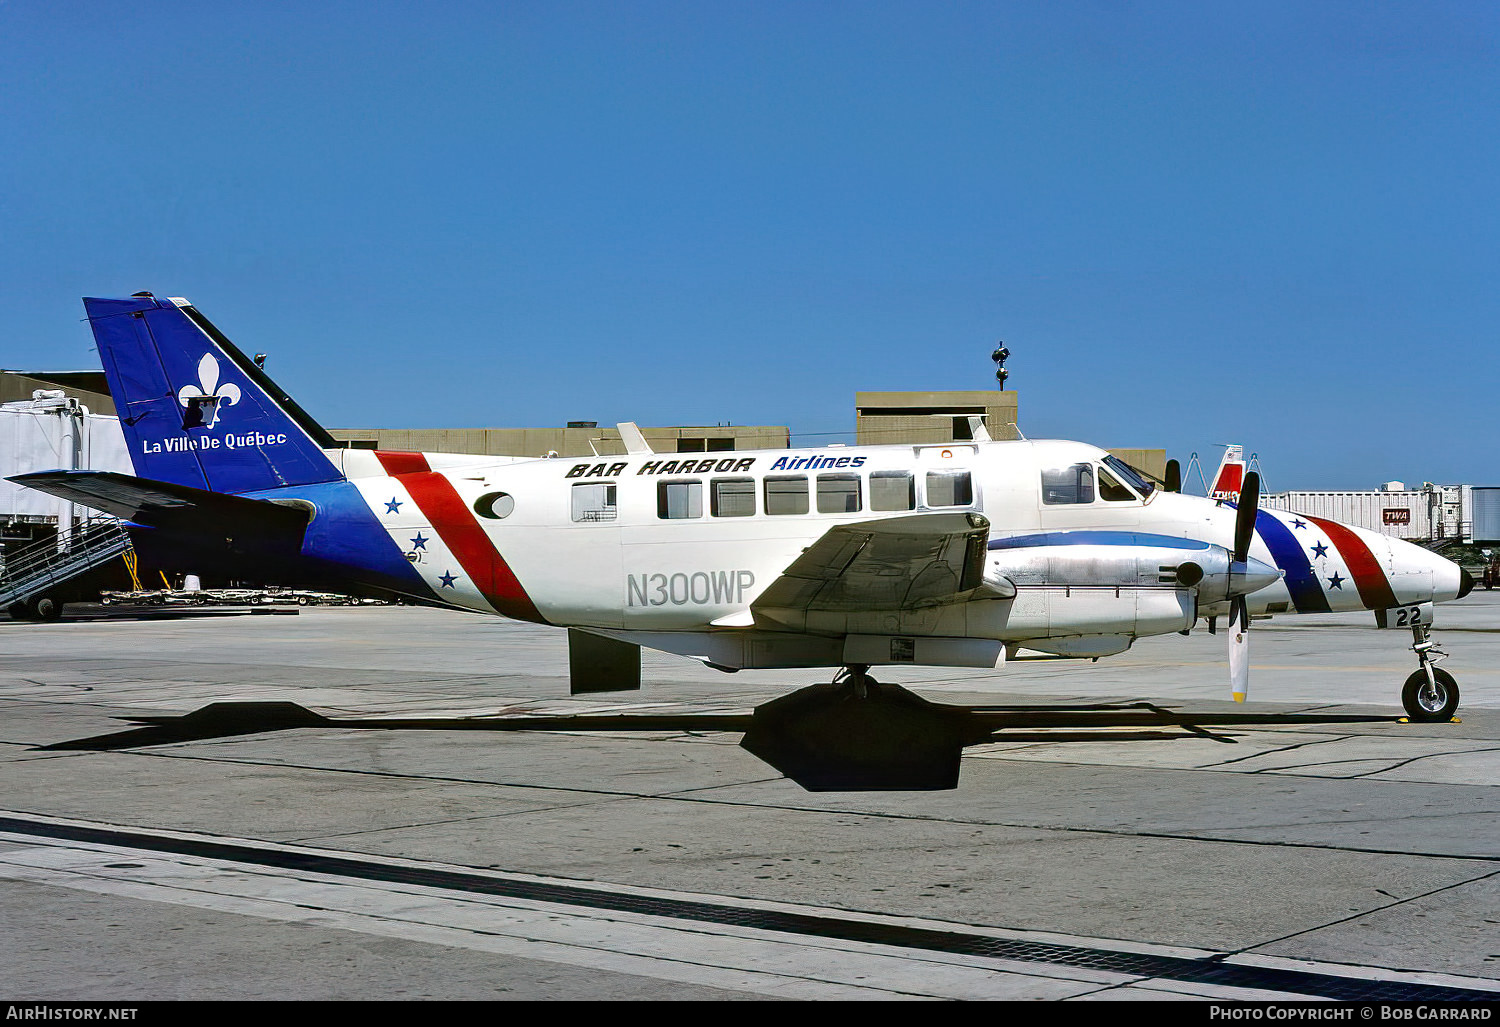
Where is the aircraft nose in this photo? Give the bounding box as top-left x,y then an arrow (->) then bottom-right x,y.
1390,536 -> 1466,603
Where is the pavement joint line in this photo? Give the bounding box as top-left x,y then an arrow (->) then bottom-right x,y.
1219,865 -> 1500,966
0,810 -> 1496,1002
1342,746 -> 1500,779
1204,736 -> 1349,768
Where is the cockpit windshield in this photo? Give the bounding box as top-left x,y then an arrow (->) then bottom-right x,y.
1103,455 -> 1155,499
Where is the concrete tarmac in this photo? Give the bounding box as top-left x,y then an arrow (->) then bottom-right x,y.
1,592 -> 1497,1001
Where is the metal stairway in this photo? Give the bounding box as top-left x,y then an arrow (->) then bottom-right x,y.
0,519 -> 133,616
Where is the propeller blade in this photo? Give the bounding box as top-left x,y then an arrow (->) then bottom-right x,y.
1164,459 -> 1182,494
1233,471 -> 1261,564
1228,595 -> 1250,702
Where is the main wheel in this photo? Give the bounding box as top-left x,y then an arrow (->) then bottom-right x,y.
1402,668 -> 1459,722
8,601 -> 33,620
33,596 -> 62,621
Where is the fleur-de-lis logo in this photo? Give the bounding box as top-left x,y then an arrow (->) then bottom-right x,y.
177,353 -> 241,428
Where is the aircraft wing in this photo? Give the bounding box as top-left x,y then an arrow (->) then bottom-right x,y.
751,512 -> 999,625
10,470 -> 310,539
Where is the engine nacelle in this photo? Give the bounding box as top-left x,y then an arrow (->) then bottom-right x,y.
984,533 -> 1281,648
988,533 -> 1280,605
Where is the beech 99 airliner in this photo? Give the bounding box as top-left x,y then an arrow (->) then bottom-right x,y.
12,294 -> 1473,787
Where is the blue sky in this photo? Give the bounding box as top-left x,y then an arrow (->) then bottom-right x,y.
2,1 -> 1496,489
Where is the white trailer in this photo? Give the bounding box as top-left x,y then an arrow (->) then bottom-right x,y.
0,392 -> 130,544
1263,485 -> 1472,544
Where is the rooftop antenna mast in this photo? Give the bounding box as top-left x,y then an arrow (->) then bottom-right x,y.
991,343 -> 1009,390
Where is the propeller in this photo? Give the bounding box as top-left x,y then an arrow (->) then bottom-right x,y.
1228,471 -> 1260,703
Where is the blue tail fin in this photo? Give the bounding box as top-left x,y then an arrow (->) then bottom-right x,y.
85,294 -> 344,494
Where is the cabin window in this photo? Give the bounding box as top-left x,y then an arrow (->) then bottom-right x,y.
711,478 -> 755,517
657,480 -> 703,519
764,475 -> 809,515
925,470 -> 973,508
1041,463 -> 1094,505
1097,465 -> 1135,502
870,471 -> 915,511
816,474 -> 862,513
571,483 -> 617,522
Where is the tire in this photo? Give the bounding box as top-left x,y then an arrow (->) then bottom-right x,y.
8,602 -> 33,621
297,596 -> 309,606
1402,668 -> 1459,722
34,597 -> 62,622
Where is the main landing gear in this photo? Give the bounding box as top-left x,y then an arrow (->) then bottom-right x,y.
1402,624 -> 1459,722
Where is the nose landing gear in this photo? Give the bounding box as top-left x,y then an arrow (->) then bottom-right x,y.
1402,624 -> 1459,722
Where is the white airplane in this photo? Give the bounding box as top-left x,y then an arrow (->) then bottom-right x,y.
12,294 -> 1473,787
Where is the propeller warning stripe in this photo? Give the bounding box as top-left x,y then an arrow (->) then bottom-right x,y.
1255,511 -> 1330,614
1307,515 -> 1397,612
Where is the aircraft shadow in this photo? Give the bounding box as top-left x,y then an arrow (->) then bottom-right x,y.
37,687 -> 1398,791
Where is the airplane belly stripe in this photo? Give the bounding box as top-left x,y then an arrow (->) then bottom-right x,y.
1254,512 -> 1329,613
1307,516 -> 1397,611
397,471 -> 545,624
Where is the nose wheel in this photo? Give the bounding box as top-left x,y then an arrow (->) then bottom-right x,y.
1403,625 -> 1459,722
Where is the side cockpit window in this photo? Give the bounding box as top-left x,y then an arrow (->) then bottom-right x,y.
1041,463 -> 1094,505
1103,455 -> 1155,499
1098,465 -> 1135,502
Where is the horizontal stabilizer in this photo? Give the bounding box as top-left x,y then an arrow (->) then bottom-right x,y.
10,470 -> 311,539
